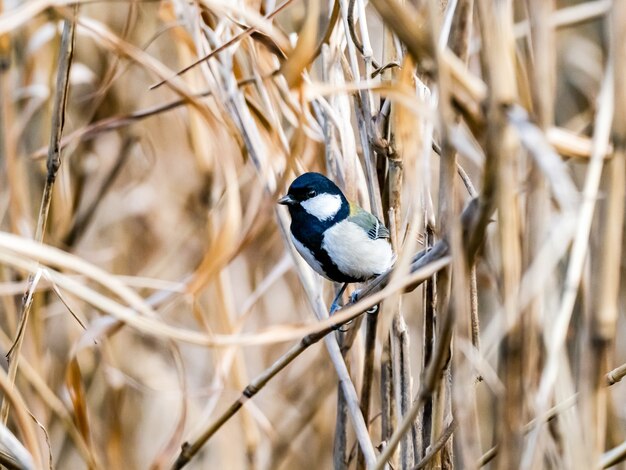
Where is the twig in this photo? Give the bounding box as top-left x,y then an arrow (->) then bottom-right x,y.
347,0 -> 380,70
2,7 -> 76,429
606,362 -> 626,386
29,75 -> 272,161
171,325 -> 334,469
150,0 -> 294,90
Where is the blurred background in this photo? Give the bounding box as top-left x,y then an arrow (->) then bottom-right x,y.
0,0 -> 625,469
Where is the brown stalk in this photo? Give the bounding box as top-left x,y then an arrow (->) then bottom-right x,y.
519,0 -> 555,465
526,18 -> 616,469
380,329 -> 395,452
392,314 -> 416,468
333,377 -> 350,470
412,419 -> 457,470
427,0 -> 459,466
2,7 -> 77,435
421,226 -> 436,460
475,2 -> 524,469
356,307 -> 378,470
589,2 -> 626,464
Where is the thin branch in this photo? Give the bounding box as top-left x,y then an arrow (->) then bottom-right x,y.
2,7 -> 76,429
150,0 -> 294,90
606,362 -> 626,386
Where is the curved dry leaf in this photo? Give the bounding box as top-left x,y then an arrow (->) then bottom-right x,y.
280,0 -> 319,87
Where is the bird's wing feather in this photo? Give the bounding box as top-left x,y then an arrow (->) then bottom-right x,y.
348,203 -> 391,240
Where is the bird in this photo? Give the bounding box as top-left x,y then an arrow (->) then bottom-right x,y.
278,172 -> 394,313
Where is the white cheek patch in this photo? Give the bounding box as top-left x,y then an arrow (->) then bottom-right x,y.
301,194 -> 342,221
322,220 -> 394,281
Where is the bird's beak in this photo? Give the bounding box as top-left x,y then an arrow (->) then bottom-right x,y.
278,194 -> 295,205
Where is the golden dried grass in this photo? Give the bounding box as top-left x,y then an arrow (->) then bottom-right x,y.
0,0 -> 625,469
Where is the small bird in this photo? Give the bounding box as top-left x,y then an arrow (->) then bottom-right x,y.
278,172 -> 394,313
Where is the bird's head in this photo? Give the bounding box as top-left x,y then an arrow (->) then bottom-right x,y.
278,172 -> 348,222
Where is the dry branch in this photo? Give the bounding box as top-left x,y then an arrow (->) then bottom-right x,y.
2,7 -> 77,445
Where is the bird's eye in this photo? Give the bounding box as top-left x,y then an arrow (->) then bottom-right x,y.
307,190 -> 316,198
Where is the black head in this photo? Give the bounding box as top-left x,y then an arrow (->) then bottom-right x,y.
278,172 -> 345,206
278,172 -> 349,229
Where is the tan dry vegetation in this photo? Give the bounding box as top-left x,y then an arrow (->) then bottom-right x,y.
0,0 -> 626,469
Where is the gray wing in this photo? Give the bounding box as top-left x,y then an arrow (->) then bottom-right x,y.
349,203 -> 391,240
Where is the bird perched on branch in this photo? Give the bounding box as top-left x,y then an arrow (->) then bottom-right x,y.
278,172 -> 394,313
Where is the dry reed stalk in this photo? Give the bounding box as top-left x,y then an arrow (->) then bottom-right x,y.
1,12 -> 76,463
380,329 -> 395,451
525,15 -> 615,469
333,381 -> 350,470
391,314 -> 415,468
378,39 -> 415,470
588,2 -> 626,465
373,268 -> 456,470
475,2 -> 523,469
1,1 -> 626,469
354,12 -> 402,468
428,0 -> 464,466
522,2 -> 555,453
421,226 -> 436,461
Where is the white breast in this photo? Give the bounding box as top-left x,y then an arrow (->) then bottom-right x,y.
322,220 -> 394,281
